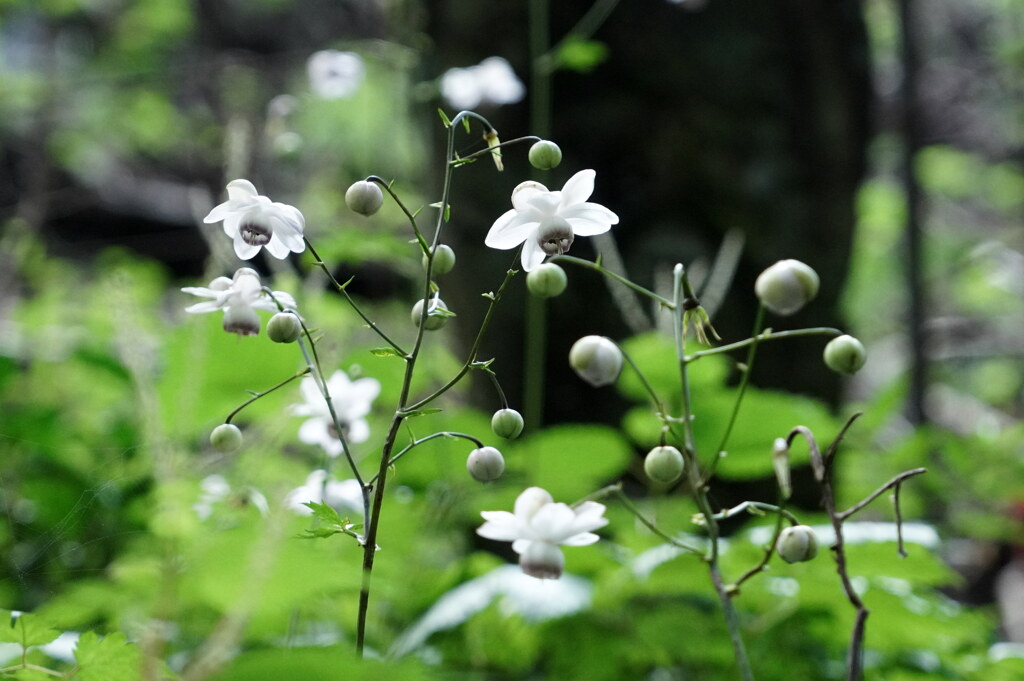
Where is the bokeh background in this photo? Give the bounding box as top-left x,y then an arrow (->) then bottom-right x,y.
1,0 -> 1023,679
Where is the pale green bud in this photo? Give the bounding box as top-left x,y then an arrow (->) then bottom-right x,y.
569,335 -> 623,387
823,334 -> 867,374
777,525 -> 819,564
210,423 -> 243,453
755,259 -> 820,315
491,408 -> 525,439
528,140 -> 562,170
411,297 -> 450,330
266,312 -> 302,343
644,445 -> 685,484
345,180 -> 384,216
526,263 -> 568,298
467,446 -> 505,482
422,244 -> 456,275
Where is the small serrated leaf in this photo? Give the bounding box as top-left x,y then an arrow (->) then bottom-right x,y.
304,501 -> 344,527
0,611 -> 60,649
74,630 -> 142,681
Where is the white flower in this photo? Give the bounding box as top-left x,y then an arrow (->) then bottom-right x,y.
307,50 -> 365,100
181,267 -> 296,336
291,370 -> 381,456
440,56 -> 525,110
194,474 -> 270,520
476,486 -> 608,579
285,469 -> 364,516
485,170 -> 619,272
204,179 -> 306,260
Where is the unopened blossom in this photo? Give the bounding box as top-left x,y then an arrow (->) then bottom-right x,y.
204,179 -> 306,260
285,469 -> 364,516
307,50 -> 364,99
485,170 -> 619,272
440,56 -> 525,110
291,370 -> 381,457
477,486 -> 608,579
181,267 -> 296,336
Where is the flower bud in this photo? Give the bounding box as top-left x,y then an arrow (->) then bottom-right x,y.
644,445 -> 685,484
345,180 -> 384,216
411,297 -> 450,330
755,259 -> 820,316
528,140 -> 562,170
491,408 -> 525,439
526,263 -> 568,298
266,312 -> 302,343
777,525 -> 819,564
210,423 -> 243,453
569,336 -> 623,387
422,244 -> 456,275
467,446 -> 505,482
823,334 -> 867,374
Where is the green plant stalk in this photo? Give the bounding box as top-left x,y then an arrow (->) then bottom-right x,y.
672,264 -> 755,681
368,431 -> 485,486
552,254 -> 675,308
685,325 -> 842,363
355,112 -> 503,655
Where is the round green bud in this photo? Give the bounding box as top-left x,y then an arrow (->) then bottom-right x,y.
421,244 -> 456,276
491,408 -> 525,439
644,445 -> 685,484
823,334 -> 867,374
266,312 -> 302,343
526,263 -> 568,298
754,259 -> 820,316
467,446 -> 505,482
210,423 -> 243,453
411,297 -> 449,330
569,335 -> 623,387
777,525 -> 819,564
528,140 -> 562,170
345,180 -> 384,216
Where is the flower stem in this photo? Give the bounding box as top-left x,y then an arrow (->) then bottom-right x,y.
223,369 -> 310,424
684,326 -> 843,363
552,254 -> 675,308
366,431 -> 485,486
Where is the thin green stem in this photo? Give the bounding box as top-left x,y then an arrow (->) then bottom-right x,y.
704,305 -> 766,480
580,484 -> 703,554
552,254 -> 675,308
732,505 -> 788,592
703,501 -> 800,526
620,346 -> 670,421
685,326 -> 843,363
304,238 -> 407,355
366,431 -> 485,486
452,135 -> 543,165
224,369 -> 310,424
365,175 -> 430,254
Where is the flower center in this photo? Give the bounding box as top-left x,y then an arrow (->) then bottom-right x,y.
239,219 -> 273,247
536,217 -> 574,256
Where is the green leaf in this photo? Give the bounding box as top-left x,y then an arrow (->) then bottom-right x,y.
402,408 -> 443,419
74,631 -> 142,681
461,116 -> 471,134
555,38 -> 609,73
370,347 -> 404,358
436,108 -> 452,128
304,501 -> 344,527
0,611 -> 60,649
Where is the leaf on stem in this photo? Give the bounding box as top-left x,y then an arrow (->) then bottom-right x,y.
437,108 -> 452,128
370,347 -> 404,358
0,611 -> 60,649
298,502 -> 361,541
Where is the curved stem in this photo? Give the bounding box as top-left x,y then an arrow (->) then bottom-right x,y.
366,431 -> 485,487
620,346 -> 670,421
303,238 -> 407,355
552,254 -> 675,308
685,326 -> 843,363
365,175 -> 430,255
223,369 -> 310,424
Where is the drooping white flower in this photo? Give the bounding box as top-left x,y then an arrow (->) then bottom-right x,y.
204,179 -> 306,260
181,267 -> 296,336
291,370 -> 381,456
485,170 -> 619,272
477,486 -> 608,579
440,56 -> 525,110
307,50 -> 365,100
285,469 -> 364,516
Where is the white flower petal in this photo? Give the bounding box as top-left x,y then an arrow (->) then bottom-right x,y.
346,418 -> 370,444
477,512 -> 522,541
530,503 -> 578,541
511,181 -> 549,211
560,532 -> 600,547
485,209 -> 538,249
264,236 -> 291,260
183,301 -> 222,314
514,487 -> 554,519
561,202 -> 619,236
232,233 -> 262,260
520,236 -> 546,272
559,170 -> 596,207
226,179 -> 260,200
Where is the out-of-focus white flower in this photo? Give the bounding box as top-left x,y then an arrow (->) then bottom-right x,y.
194,474 -> 270,520
286,469 -> 364,516
477,486 -> 608,579
291,370 -> 381,456
307,50 -> 365,99
181,267 -> 296,336
204,179 -> 306,260
485,170 -> 619,271
440,56 -> 525,110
